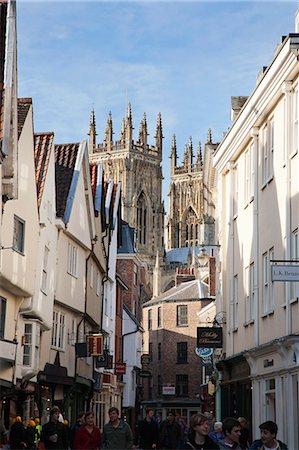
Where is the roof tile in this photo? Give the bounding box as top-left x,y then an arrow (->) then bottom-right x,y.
55,143 -> 79,218
34,132 -> 54,209
17,98 -> 32,139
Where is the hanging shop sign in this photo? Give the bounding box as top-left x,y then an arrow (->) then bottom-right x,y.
271,264 -> 299,281
114,362 -> 126,375
197,327 -> 223,348
95,350 -> 110,368
88,334 -> 103,356
195,348 -> 213,358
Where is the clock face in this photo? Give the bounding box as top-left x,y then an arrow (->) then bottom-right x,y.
195,347 -> 213,358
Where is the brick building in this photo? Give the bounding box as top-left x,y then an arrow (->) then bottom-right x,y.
141,267 -> 215,423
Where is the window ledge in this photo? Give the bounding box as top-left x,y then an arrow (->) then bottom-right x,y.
13,247 -> 25,256
232,327 -> 238,333
268,175 -> 274,184
290,149 -> 298,159
290,297 -> 298,305
244,319 -> 254,327
176,362 -> 188,365
261,310 -> 274,318
233,214 -> 238,221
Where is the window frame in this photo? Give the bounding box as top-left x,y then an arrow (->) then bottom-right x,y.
148,309 -> 152,330
67,243 -> 78,277
176,305 -> 188,327
176,374 -> 188,396
51,310 -> 66,350
177,342 -> 188,364
0,297 -> 7,339
157,306 -> 162,328
41,246 -> 49,294
13,215 -> 25,254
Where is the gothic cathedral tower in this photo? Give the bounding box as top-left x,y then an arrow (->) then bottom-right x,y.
89,103 -> 165,269
167,129 -> 217,249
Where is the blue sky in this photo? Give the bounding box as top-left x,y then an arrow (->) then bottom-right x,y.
17,1 -> 297,205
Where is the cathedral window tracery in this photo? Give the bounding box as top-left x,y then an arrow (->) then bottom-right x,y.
137,192 -> 147,246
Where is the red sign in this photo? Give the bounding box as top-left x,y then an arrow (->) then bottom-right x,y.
103,373 -> 111,384
114,362 -> 126,375
88,334 -> 103,356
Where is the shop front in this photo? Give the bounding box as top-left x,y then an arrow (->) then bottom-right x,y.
217,354 -> 252,422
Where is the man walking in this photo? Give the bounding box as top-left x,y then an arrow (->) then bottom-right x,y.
102,407 -> 133,449
249,421 -> 288,450
40,406 -> 68,450
218,417 -> 242,450
159,411 -> 181,449
135,408 -> 159,449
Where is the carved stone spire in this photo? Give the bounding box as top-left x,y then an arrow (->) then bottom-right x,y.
196,141 -> 203,170
207,128 -> 212,143
120,117 -> 125,146
187,136 -> 193,170
105,111 -> 113,152
88,108 -> 97,154
125,102 -> 133,147
183,143 -> 188,169
170,134 -> 177,174
155,112 -> 163,157
138,112 -> 148,150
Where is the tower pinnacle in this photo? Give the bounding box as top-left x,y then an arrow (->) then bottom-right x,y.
207,128 -> 212,143
88,108 -> 97,153
155,112 -> 163,157
105,111 -> 113,152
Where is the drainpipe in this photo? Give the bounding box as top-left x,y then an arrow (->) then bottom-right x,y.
100,223 -> 110,337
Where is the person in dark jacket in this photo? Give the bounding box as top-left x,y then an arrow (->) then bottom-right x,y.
9,416 -> 27,449
25,420 -> 37,449
249,421 -> 288,450
159,411 -> 181,449
135,408 -> 159,449
183,413 -> 219,450
70,412 -> 85,449
40,406 -> 68,450
238,417 -> 251,450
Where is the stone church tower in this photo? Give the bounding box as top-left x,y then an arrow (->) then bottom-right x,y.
167,129 -> 217,249
89,103 -> 165,269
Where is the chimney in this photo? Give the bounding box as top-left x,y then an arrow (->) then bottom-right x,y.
230,96 -> 248,122
175,267 -> 195,286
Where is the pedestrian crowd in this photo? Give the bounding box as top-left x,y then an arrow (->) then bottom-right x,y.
0,406 -> 289,450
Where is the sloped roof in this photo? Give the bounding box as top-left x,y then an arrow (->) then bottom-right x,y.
34,132 -> 54,209
166,246 -> 216,265
118,221 -> 135,254
55,143 -> 79,218
17,98 -> 32,139
143,278 -> 210,307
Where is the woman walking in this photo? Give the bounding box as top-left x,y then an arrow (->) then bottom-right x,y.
74,412 -> 101,450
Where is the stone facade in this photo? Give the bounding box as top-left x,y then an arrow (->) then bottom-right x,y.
142,280 -> 213,421
89,104 -> 164,270
167,130 -> 217,250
